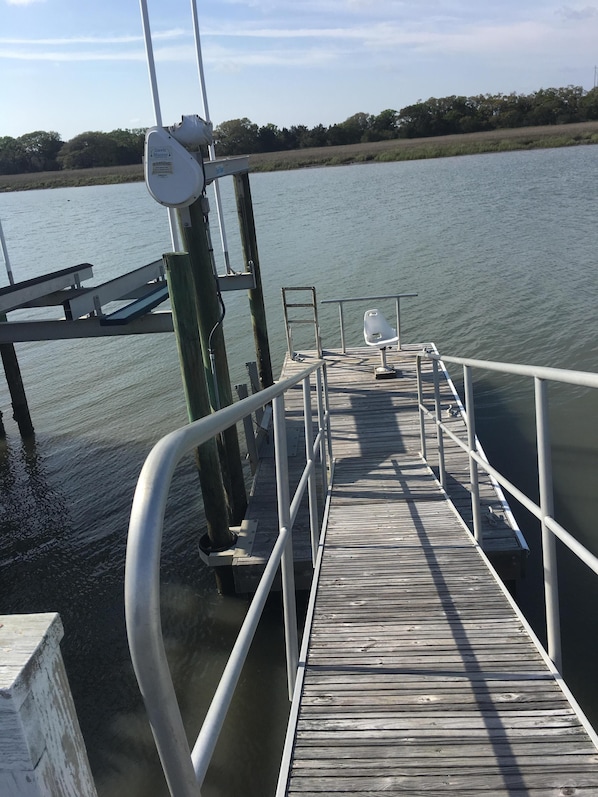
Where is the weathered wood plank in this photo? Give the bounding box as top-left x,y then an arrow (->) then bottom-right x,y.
279,347 -> 598,796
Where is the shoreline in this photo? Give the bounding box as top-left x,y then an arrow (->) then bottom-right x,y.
2,121 -> 598,193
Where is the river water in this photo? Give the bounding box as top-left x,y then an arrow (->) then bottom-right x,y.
0,145 -> 597,795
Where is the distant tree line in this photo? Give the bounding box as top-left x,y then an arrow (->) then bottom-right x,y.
2,86 -> 598,174
0,129 -> 145,175
213,86 -> 598,155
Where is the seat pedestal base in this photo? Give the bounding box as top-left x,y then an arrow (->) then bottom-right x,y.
374,365 -> 398,379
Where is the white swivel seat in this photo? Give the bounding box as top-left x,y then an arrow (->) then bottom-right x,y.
363,308 -> 399,379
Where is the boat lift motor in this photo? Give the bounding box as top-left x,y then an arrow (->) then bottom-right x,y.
144,115 -> 212,208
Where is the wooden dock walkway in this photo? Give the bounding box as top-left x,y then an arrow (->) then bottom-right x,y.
275,346 -> 598,795
233,345 -> 527,592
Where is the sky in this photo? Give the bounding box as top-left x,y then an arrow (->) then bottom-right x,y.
1,0 -> 597,141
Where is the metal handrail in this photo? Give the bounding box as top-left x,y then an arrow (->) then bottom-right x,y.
321,293 -> 417,353
419,349 -> 598,674
125,359 -> 331,797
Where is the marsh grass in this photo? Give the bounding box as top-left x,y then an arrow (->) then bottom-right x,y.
2,122 -> 598,191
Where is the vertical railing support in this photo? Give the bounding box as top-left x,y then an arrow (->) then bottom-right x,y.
432,358 -> 446,489
395,297 -> 402,351
322,362 -> 333,467
535,376 -> 562,671
416,355 -> 427,460
464,365 -> 482,543
273,393 -> 299,698
303,376 -> 319,564
338,301 -> 346,353
315,367 -> 329,498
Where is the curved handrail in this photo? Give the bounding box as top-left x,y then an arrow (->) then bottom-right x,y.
125,359 -> 327,797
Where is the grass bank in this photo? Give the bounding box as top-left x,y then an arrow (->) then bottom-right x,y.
2,121 -> 598,192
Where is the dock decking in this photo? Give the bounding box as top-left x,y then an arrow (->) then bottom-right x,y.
233,345 -> 527,592
274,346 -> 598,795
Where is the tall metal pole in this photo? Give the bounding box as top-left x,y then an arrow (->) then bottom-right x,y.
190,0 -> 232,273
138,0 -> 180,251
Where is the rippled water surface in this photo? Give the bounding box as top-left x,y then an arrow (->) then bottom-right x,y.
0,145 -> 597,795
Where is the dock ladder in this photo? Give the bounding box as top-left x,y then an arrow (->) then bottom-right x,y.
281,287 -> 322,358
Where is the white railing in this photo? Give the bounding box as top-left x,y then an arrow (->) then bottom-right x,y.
321,293 -> 417,353
124,359 -> 332,797
418,349 -> 598,673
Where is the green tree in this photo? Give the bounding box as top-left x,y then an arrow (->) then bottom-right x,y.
107,128 -> 144,164
57,131 -> 121,169
256,123 -> 282,153
365,109 -> 399,141
0,136 -> 28,174
18,130 -> 63,171
580,87 -> 598,120
213,118 -> 259,155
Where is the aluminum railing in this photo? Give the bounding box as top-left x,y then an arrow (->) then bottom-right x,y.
125,359 -> 332,797
321,293 -> 417,353
418,348 -> 598,674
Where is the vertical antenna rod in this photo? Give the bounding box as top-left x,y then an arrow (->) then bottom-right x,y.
138,0 -> 180,251
190,0 -> 233,274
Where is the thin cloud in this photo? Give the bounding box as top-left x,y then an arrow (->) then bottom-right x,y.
558,4 -> 598,19
0,29 -> 186,46
0,49 -> 147,61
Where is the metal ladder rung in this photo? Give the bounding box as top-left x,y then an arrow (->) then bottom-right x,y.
281,286 -> 322,358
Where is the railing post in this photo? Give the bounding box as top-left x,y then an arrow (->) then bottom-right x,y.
322,362 -> 333,467
338,301 -> 346,353
463,365 -> 482,543
273,393 -> 299,698
303,375 -> 319,564
432,358 -> 446,489
395,297 -> 401,351
316,367 -> 329,498
535,376 -> 562,671
416,355 -> 427,460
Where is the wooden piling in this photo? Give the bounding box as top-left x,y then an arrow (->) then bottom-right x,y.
234,172 -> 274,389
175,202 -> 247,525
0,314 -> 33,437
164,251 -> 236,553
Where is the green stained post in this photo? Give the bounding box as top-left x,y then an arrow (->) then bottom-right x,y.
176,200 -> 247,525
233,171 -> 274,389
163,251 -> 236,553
